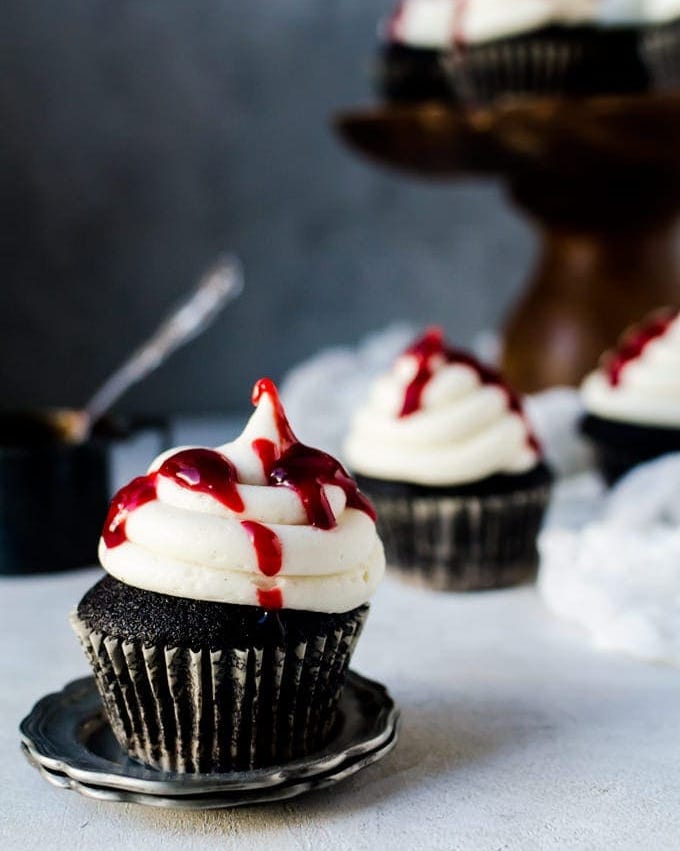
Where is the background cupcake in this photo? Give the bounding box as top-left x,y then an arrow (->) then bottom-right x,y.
344,327 -> 552,591
581,306 -> 680,485
72,378 -> 385,773
379,0 -> 653,104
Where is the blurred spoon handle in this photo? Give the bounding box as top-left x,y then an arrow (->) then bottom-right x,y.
84,255 -> 243,425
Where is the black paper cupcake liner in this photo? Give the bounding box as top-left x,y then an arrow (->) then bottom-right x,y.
71,597 -> 367,773
642,19 -> 680,89
581,414 -> 680,486
356,467 -> 552,591
442,26 -> 649,104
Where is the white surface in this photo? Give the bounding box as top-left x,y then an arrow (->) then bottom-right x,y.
4,570 -> 680,850
2,419 -> 680,850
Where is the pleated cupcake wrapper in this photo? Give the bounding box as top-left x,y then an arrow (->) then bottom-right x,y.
70,609 -> 366,773
442,37 -> 588,104
642,21 -> 680,89
373,485 -> 551,591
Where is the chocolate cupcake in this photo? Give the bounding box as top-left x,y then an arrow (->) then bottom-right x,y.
378,0 -> 651,104
344,328 -> 552,591
581,307 -> 680,485
72,379 -> 385,773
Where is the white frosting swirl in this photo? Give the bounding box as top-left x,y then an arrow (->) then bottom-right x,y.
99,381 -> 384,613
344,331 -> 540,486
581,310 -> 680,427
386,0 -> 679,48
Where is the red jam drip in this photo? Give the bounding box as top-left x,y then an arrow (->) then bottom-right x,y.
251,438 -> 278,476
103,448 -> 245,548
400,327 -> 447,417
241,520 -> 282,577
103,475 -> 157,548
400,327 -> 540,453
252,378 -> 296,450
252,380 -> 376,531
268,443 -> 377,531
257,587 -> 283,610
157,448 -> 245,512
606,309 -> 678,387
388,0 -> 407,40
452,0 -> 470,48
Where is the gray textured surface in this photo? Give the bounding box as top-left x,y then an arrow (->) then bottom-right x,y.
4,569 -> 680,850
2,424 -> 680,849
0,0 -> 533,414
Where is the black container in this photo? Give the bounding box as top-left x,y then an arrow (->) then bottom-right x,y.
0,413 -> 168,575
0,438 -> 110,575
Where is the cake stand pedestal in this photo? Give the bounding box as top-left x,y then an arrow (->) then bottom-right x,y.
336,93 -> 680,392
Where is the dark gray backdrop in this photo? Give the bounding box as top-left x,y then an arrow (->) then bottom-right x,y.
0,0 -> 534,414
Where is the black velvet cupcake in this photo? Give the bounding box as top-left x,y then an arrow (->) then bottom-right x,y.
581,307 -> 680,486
355,464 -> 552,591
72,577 -> 367,772
71,379 -> 385,773
344,328 -> 552,591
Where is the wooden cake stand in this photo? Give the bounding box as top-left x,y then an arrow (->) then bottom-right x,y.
336,93 -> 680,392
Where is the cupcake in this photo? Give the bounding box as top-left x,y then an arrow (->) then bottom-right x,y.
379,0 -> 652,105
581,307 -> 680,485
344,328 -> 552,591
71,378 -> 385,773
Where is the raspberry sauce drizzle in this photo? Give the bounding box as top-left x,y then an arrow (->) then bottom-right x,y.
103,476 -> 157,549
158,448 -> 244,512
103,448 -> 244,548
241,520 -> 282,577
606,309 -> 678,387
452,0 -> 470,49
388,0 -> 407,40
399,327 -> 540,453
252,379 -> 376,531
256,587 -> 283,610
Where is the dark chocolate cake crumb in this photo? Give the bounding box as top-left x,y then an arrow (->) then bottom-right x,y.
78,575 -> 366,650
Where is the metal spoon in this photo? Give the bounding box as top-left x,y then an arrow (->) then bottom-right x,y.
48,254 -> 244,443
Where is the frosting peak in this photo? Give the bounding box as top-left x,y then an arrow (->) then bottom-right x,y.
344,328 -> 541,486
99,379 -> 384,613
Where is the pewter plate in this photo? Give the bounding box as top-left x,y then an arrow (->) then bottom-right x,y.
20,671 -> 399,807
21,729 -> 398,810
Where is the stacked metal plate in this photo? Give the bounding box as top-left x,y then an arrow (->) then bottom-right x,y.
20,672 -> 399,810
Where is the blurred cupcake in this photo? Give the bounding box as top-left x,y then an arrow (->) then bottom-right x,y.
344,328 -> 552,591
581,307 -> 680,485
72,378 -> 384,773
378,0 -> 650,104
